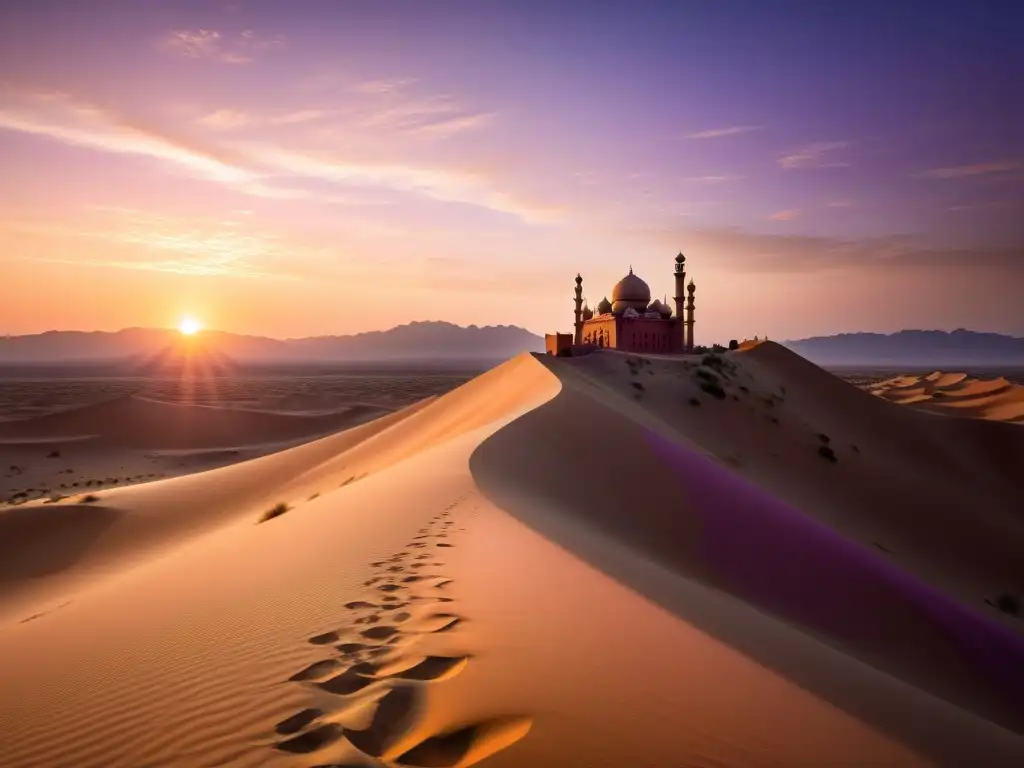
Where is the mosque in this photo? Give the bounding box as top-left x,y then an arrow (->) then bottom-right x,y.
545,252 -> 697,356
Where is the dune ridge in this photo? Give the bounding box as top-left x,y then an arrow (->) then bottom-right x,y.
1,347 -> 1022,766
869,370 -> 1024,423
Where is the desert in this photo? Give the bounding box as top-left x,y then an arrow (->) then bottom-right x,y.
1,342 -> 1022,767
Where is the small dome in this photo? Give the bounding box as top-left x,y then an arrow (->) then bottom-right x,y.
688,278 -> 696,291
611,267 -> 651,313
596,296 -> 612,315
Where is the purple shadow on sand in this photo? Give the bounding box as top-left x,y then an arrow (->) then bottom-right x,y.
645,430 -> 1024,714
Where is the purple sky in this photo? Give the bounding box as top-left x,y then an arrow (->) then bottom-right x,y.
1,0 -> 1021,341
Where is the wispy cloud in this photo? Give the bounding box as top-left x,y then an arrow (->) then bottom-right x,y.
770,209 -> 800,221
351,78 -> 418,95
197,108 -> 252,130
778,141 -> 850,169
0,89 -> 545,221
684,175 -> 743,183
915,160 -> 1022,179
826,199 -> 853,208
682,125 -> 763,140
0,90 -> 255,186
196,107 -> 330,131
159,28 -> 285,64
237,143 -> 558,223
354,93 -> 492,140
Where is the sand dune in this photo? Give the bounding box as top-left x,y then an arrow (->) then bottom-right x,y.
0,393 -> 385,449
1,347 -> 1022,767
870,371 -> 1024,423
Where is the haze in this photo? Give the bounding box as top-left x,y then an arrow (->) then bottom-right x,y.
1,0 -> 1021,342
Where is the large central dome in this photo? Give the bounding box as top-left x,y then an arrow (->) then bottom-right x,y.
610,267 -> 651,313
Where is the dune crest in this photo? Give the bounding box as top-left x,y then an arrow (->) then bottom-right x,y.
2,348 -> 1023,766
869,371 -> 1024,423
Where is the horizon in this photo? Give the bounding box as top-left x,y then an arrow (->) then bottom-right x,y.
2,1 -> 1021,341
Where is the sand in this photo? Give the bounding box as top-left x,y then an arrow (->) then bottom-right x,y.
1,345 -> 1022,767
869,370 -> 1024,423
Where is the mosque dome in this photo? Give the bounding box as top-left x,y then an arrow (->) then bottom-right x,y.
611,267 -> 651,313
676,252 -> 686,264
596,296 -> 613,315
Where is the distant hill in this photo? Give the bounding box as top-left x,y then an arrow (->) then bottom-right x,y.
783,329 -> 1024,367
0,321 -> 545,364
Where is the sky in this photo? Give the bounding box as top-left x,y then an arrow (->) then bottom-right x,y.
0,0 -> 1021,342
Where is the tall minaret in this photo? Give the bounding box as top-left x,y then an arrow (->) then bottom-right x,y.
685,278 -> 696,353
573,273 -> 584,345
672,252 -> 686,353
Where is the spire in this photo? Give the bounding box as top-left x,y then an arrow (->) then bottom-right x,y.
628,265 -> 633,275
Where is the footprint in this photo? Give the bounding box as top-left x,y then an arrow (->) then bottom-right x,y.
392,656 -> 469,683
317,669 -> 378,696
407,543 -> 427,549
379,602 -> 409,612
436,543 -> 453,548
290,659 -> 342,682
393,612 -> 411,623
346,684 -> 425,759
396,717 -> 533,767
365,577 -> 383,586
409,614 -> 462,634
345,601 -> 378,610
275,722 -> 345,754
337,642 -> 370,655
415,555 -> 431,560
362,625 -> 400,640
274,708 -> 323,735
310,631 -> 342,645
379,584 -> 404,593
388,566 -> 405,572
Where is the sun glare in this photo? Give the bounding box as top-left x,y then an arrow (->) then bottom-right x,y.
178,317 -> 202,336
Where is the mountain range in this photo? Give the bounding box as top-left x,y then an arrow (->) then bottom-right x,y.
2,324 -> 1022,367
782,329 -> 1024,367
0,322 -> 545,365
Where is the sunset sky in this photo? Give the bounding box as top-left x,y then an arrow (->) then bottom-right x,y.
1,0 -> 1021,342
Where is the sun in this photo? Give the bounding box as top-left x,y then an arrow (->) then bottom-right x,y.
178,317 -> 202,336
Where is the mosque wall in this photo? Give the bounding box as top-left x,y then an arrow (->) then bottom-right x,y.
618,318 -> 679,354
581,316 -> 618,348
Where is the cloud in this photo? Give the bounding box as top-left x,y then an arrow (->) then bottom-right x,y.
684,175 -> 743,183
351,78 -> 418,95
769,209 -> 800,221
778,141 -> 850,169
0,89 -> 546,221
159,28 -> 285,64
197,109 -> 252,130
683,125 -> 763,140
237,143 -> 558,223
915,160 -> 1022,179
633,226 -> 1023,274
826,199 -> 853,208
0,90 -> 255,186
403,112 -> 495,139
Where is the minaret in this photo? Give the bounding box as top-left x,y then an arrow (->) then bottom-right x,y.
672,252 -> 686,353
573,273 -> 584,345
685,278 -> 696,353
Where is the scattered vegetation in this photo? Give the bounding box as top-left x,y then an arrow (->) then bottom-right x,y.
712,343 -> 727,354
817,445 -> 838,463
631,381 -> 645,392
79,494 -> 101,503
695,368 -> 719,384
851,444 -> 861,453
688,396 -> 701,407
699,380 -> 727,400
308,492 -> 321,501
46,450 -> 61,459
817,433 -> 831,444
259,502 -> 292,523
739,385 -> 750,394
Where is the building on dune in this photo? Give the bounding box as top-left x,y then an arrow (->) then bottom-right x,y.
546,252 -> 697,356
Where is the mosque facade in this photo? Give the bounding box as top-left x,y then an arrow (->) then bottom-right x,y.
545,252 -> 697,356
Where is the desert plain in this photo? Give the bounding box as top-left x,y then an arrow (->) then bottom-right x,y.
0,343 -> 1022,767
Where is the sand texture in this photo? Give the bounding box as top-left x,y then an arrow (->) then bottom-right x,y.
868,371 -> 1024,423
1,345 -> 1023,767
